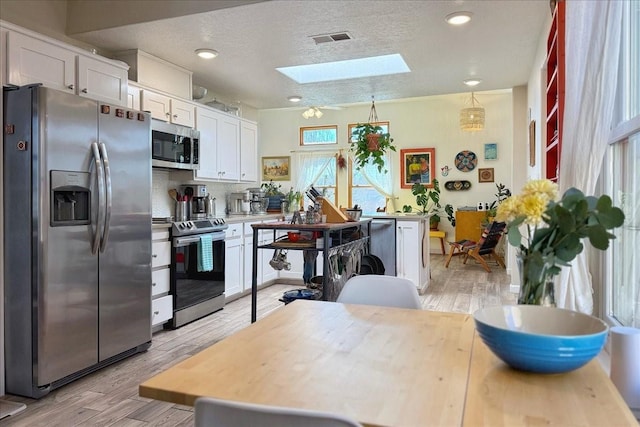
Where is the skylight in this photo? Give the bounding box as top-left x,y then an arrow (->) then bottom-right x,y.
276,54 -> 410,84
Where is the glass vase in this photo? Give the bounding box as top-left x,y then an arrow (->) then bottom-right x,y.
516,254 -> 556,306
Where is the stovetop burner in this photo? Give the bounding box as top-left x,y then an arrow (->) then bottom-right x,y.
171,218 -> 228,236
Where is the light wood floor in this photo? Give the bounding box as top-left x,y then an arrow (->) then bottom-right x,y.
1,254 -> 515,426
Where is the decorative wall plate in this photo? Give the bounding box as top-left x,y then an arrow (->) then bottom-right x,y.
444,180 -> 472,191
454,150 -> 478,172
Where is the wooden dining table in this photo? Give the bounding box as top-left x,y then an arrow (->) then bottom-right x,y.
139,300 -> 637,427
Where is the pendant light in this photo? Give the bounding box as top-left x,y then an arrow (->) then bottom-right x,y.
460,92 -> 485,131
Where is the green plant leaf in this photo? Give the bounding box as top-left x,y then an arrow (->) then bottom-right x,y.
587,224 -> 612,250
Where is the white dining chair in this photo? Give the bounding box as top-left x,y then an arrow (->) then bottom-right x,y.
336,275 -> 423,309
194,396 -> 363,427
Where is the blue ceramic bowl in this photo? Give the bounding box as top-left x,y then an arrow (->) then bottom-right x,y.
473,305 -> 608,374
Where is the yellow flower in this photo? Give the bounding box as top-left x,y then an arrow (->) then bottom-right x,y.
496,196 -> 522,222
522,179 -> 558,201
520,193 -> 548,225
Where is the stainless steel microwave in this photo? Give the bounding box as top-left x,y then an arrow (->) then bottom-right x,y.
151,120 -> 200,170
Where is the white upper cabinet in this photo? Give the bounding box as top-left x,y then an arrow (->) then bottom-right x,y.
5,29 -> 128,106
218,115 -> 240,181
77,55 -> 127,105
127,84 -> 141,111
240,120 -> 258,182
141,89 -> 194,127
170,98 -> 195,128
194,107 -> 221,181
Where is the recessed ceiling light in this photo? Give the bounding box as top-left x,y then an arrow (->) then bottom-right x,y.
195,48 -> 219,59
288,95 -> 302,102
464,78 -> 482,87
445,12 -> 473,26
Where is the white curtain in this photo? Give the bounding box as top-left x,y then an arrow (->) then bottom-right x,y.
355,152 -> 397,212
556,0 -> 623,313
294,151 -> 334,194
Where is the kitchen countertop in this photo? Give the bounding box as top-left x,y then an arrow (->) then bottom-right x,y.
363,212 -> 431,221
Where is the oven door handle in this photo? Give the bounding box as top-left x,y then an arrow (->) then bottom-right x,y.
173,233 -> 225,247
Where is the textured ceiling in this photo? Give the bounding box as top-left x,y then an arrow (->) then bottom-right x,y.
70,0 -> 549,110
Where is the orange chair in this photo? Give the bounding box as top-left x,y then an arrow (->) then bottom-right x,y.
445,221 -> 506,272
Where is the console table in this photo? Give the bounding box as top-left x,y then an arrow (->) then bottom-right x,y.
250,219 -> 371,322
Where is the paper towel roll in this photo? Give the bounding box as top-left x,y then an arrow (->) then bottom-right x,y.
610,326 -> 640,415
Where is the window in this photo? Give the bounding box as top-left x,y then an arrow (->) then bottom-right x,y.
605,0 -> 640,328
311,156 -> 337,205
350,162 -> 387,212
300,126 -> 337,146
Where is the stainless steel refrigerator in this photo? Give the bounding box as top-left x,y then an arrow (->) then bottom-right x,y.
3,85 -> 152,398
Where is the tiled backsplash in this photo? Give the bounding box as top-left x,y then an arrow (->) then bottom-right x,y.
152,169 -> 247,219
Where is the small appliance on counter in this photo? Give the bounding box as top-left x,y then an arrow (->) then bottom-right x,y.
247,187 -> 269,215
227,191 -> 250,215
180,184 -> 208,219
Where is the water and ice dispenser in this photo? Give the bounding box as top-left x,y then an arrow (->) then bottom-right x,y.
50,170 -> 90,225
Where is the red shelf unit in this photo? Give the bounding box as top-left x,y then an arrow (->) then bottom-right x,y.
545,1 -> 565,182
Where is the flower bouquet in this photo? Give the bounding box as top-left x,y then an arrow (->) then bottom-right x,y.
496,179 -> 625,305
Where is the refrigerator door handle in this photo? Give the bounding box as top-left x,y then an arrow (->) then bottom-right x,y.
98,142 -> 112,252
91,142 -> 105,255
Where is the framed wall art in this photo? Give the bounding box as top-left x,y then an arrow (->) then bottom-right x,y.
484,143 -> 498,160
400,148 -> 436,188
478,167 -> 495,183
262,156 -> 290,181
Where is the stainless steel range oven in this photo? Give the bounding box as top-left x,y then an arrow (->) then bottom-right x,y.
169,219 -> 227,328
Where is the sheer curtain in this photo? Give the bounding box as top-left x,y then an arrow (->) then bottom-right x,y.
356,152 -> 397,212
294,151 -> 334,194
556,0 -> 623,313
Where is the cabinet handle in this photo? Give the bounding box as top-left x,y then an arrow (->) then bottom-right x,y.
152,282 -> 157,287
152,254 -> 158,258
67,84 -> 74,90
154,311 -> 159,315
173,114 -> 178,119
165,112 -> 170,117
81,88 -> 88,93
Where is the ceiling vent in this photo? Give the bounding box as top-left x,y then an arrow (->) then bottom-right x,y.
311,32 -> 352,44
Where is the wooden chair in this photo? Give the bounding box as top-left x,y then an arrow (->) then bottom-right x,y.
445,221 -> 506,273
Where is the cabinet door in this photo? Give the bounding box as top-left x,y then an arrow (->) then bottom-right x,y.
7,31 -> 75,93
170,98 -> 195,127
260,224 -> 278,284
127,85 -> 141,111
218,116 -> 240,181
194,107 -> 221,180
225,236 -> 243,297
396,221 -> 420,285
77,55 -> 127,106
141,90 -> 171,122
240,120 -> 258,182
243,223 -> 263,289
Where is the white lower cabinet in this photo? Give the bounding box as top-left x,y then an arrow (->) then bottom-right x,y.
151,229 -> 172,328
225,223 -> 244,298
151,295 -> 173,327
396,219 -> 430,293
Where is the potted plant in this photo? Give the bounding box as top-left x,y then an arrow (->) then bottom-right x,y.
261,180 -> 285,211
350,123 -> 396,173
401,179 -> 454,230
284,187 -> 302,213
482,182 -> 512,227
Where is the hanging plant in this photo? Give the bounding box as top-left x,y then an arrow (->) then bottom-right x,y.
350,97 -> 396,173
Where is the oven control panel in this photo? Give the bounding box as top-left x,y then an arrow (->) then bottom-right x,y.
171,218 -> 227,236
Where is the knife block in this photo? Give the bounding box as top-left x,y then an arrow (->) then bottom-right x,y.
317,197 -> 348,223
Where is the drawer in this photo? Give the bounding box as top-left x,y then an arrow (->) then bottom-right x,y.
151,295 -> 173,327
226,223 -> 243,239
152,230 -> 170,241
152,241 -> 171,268
151,268 -> 170,297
